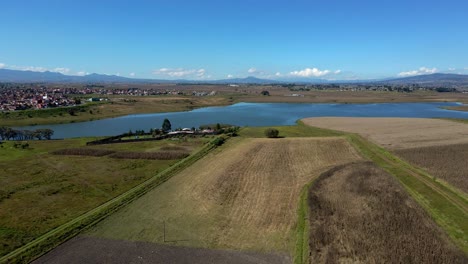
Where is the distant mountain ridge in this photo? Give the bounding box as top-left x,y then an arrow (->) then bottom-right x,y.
1,69 -> 468,86
378,73 -> 468,86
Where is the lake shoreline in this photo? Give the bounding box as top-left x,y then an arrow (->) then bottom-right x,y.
13,102 -> 468,139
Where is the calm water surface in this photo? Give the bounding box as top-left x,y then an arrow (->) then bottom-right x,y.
16,102 -> 468,139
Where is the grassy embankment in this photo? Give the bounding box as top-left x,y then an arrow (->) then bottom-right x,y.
0,136 -> 220,263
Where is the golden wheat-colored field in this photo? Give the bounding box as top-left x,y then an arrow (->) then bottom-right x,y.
86,137 -> 362,254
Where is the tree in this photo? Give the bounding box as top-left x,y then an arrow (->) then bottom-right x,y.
42,129 -> 54,140
0,126 -> 6,140
260,90 -> 270,96
162,118 -> 172,132
265,128 -> 279,138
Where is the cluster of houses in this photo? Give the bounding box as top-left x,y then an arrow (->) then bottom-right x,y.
192,91 -> 217,97
0,84 -> 221,112
167,128 -> 215,135
0,88 -> 79,111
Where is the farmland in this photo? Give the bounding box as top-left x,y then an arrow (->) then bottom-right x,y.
3,118 -> 468,263
308,162 -> 466,263
81,137 -> 361,256
302,117 -> 468,251
301,117 -> 468,195
0,137 -> 208,257
395,143 -> 468,193
302,117 -> 468,150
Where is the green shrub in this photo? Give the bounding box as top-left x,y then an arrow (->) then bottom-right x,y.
265,128 -> 279,138
211,137 -> 225,146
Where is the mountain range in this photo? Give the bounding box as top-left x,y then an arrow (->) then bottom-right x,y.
1,68 -> 468,86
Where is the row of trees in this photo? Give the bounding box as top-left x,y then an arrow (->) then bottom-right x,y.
0,127 -> 54,141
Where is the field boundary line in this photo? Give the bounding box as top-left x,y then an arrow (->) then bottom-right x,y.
294,181 -> 312,264
0,136 -> 228,264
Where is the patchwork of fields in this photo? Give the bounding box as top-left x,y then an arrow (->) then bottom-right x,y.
4,117 -> 468,263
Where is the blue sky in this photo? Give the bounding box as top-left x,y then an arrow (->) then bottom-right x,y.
1,0 -> 468,80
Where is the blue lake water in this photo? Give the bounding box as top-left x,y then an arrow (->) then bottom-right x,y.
15,102 -> 468,139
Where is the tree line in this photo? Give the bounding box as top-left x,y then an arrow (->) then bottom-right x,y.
0,127 -> 54,140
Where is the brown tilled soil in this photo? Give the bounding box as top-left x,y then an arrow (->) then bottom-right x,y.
308,162 -> 467,263
302,117 -> 468,150
395,143 -> 468,193
32,236 -> 290,264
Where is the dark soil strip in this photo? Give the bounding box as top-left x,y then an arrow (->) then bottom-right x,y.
32,236 -> 291,264
308,161 -> 467,263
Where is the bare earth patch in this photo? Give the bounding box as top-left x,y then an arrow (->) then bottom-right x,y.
308,162 -> 466,263
32,236 -> 290,264
302,117 -> 468,150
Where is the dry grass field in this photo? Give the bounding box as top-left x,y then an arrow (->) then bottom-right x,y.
0,138 -> 207,257
308,162 -> 466,263
237,89 -> 468,104
395,143 -> 468,193
85,137 -> 362,255
302,117 -> 468,150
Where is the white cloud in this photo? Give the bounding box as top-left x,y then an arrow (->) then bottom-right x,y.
129,72 -> 135,77
76,71 -> 89,76
334,70 -> 342,74
398,67 -> 437,77
275,72 -> 281,77
227,74 -> 234,78
448,68 -> 455,71
11,65 -> 48,72
153,68 -> 207,79
248,68 -> 257,74
0,63 -> 5,69
52,67 -> 70,74
196,69 -> 205,77
289,67 -> 331,77
464,67 -> 468,70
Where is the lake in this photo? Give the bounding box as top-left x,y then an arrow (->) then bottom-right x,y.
16,102 -> 468,139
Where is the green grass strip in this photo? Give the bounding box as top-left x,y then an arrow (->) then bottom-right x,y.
346,134 -> 468,253
0,137 -> 224,264
294,179 -> 314,264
